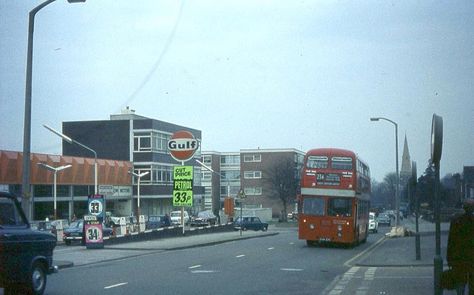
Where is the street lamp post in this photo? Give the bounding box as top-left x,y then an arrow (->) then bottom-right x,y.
196,159 -> 229,224
129,170 -> 150,221
43,124 -> 98,194
370,117 -> 400,227
21,0 -> 86,219
37,163 -> 72,220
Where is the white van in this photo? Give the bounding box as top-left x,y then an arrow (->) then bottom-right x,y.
369,212 -> 378,233
170,211 -> 190,225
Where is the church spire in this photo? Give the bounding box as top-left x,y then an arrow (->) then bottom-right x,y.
400,134 -> 412,183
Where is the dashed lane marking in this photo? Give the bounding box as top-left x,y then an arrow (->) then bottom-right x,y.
191,270 -> 217,274
280,268 -> 303,272
188,265 -> 201,269
236,254 -> 246,258
104,282 -> 128,289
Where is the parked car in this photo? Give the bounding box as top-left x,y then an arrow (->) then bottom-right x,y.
190,210 -> 217,226
368,212 -> 378,233
0,191 -> 57,295
146,215 -> 171,229
63,219 -> 113,245
170,210 -> 190,225
377,213 -> 392,226
233,216 -> 268,231
287,211 -> 298,220
34,219 -> 69,237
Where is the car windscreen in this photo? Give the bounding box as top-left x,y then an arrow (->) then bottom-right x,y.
0,197 -> 26,227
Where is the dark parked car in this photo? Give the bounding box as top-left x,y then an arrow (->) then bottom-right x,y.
146,215 -> 171,230
191,210 -> 217,226
63,219 -> 113,245
377,213 -> 392,226
233,216 -> 268,231
0,191 -> 57,295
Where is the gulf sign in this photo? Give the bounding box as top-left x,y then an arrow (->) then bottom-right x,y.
168,130 -> 199,162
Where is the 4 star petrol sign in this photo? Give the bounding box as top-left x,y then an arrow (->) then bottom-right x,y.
168,130 -> 199,162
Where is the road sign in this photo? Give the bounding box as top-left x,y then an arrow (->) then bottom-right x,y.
173,166 -> 193,207
88,194 -> 105,222
168,130 -> 199,162
84,216 -> 104,249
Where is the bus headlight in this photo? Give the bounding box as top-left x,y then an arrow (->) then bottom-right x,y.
309,224 -> 315,230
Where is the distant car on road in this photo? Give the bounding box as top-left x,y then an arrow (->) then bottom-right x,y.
0,191 -> 57,295
377,213 -> 392,226
190,210 -> 217,226
369,212 -> 378,233
233,216 -> 268,231
63,219 -> 113,245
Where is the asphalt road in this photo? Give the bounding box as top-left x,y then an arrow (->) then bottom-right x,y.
43,227 -> 389,295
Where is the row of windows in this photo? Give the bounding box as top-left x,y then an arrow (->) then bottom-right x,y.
302,197 -> 370,218
133,131 -> 172,153
202,153 -> 263,165
306,156 -> 353,170
356,159 -> 370,178
220,155 -> 240,166
244,186 -> 262,195
302,197 -> 353,217
33,185 -> 95,197
132,164 -> 179,184
243,154 -> 261,162
243,171 -> 261,179
200,170 -> 263,180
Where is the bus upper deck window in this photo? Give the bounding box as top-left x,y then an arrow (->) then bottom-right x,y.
307,156 -> 328,169
331,157 -> 353,170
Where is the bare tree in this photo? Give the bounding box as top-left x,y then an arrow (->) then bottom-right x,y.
265,158 -> 299,222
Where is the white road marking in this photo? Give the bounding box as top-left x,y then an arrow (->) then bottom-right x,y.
268,247 -> 275,250
236,254 -> 246,258
191,270 -> 217,273
104,282 -> 128,289
188,265 -> 201,269
280,268 -> 303,272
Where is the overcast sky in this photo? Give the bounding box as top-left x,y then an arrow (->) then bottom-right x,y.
1,0 -> 473,182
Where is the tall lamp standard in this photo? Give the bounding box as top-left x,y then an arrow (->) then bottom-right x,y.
370,117 -> 400,227
196,159 -> 229,224
128,170 -> 150,220
37,163 -> 72,220
22,0 -> 86,219
43,124 -> 98,195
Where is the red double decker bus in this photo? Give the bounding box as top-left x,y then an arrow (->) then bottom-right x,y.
298,148 -> 371,246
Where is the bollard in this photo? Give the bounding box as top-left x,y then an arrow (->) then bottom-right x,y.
415,232 -> 421,260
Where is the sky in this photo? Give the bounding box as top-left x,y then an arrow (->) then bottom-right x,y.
1,0 -> 473,182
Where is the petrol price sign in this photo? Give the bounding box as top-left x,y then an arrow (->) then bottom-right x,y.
173,166 -> 193,207
84,217 -> 104,249
88,194 -> 105,222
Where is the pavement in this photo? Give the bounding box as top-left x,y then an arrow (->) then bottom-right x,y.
322,217 -> 461,295
53,217 -> 464,295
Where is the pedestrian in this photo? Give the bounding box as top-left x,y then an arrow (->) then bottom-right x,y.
446,198 -> 474,295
